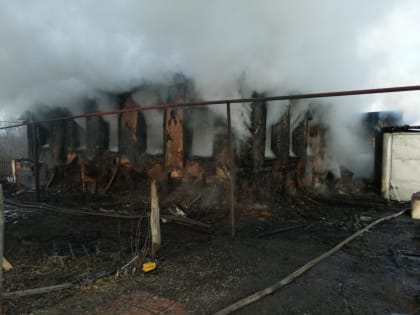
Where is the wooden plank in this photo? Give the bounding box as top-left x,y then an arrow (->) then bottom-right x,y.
150,180 -> 161,257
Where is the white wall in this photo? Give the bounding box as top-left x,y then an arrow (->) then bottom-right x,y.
382,132 -> 420,201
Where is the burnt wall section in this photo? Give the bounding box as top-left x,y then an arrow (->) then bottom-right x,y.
118,95 -> 147,166
51,119 -> 82,164
213,117 -> 230,180
292,119 -> 308,190
250,93 -> 267,175
164,108 -> 184,178
86,116 -> 109,159
271,107 -> 290,165
361,111 -> 402,190
306,124 -> 327,190
20,83 -> 386,199
25,107 -> 83,167
164,75 -> 196,178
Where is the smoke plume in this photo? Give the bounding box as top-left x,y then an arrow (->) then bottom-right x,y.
1,0 -> 420,176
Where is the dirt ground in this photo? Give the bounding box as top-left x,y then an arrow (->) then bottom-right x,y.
2,190 -> 420,315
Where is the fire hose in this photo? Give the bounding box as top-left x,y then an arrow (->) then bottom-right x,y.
214,208 -> 410,315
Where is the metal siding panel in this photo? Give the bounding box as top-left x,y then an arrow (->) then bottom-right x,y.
381,133 -> 392,199
392,133 -> 420,159
388,132 -> 420,201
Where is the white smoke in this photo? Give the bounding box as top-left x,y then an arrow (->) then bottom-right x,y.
0,0 -> 400,114
1,0 -> 420,175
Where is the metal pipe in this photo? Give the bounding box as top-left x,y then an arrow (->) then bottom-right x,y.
226,102 -> 236,238
32,124 -> 40,202
0,122 -> 26,130
1,84 -> 420,130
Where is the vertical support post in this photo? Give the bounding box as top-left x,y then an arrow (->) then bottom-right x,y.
0,185 -> 4,312
32,124 -> 40,203
150,179 -> 161,257
226,102 -> 236,238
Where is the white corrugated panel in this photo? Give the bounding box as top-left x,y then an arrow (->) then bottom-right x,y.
382,132 -> 420,201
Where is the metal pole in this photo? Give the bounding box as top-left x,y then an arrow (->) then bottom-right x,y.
0,185 -> 4,313
1,84 -> 420,130
32,124 -> 40,203
226,102 -> 236,238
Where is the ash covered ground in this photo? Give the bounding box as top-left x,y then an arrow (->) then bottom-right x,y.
2,187 -> 420,315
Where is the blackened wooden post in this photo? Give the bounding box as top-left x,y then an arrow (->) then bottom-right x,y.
32,124 -> 40,203
0,185 -> 4,312
226,102 -> 236,238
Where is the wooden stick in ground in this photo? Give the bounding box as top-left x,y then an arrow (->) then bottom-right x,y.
150,180 -> 161,257
105,165 -> 119,193
120,255 -> 139,271
214,208 -> 410,315
0,185 -> 4,313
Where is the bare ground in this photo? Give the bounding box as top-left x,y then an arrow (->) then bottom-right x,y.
2,192 -> 420,315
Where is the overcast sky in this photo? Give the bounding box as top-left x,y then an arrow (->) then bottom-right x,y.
0,0 -> 419,121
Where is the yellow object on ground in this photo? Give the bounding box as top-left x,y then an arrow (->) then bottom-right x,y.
142,261 -> 157,273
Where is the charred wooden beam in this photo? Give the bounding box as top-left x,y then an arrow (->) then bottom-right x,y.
292,120 -> 307,159
271,106 -> 290,165
86,116 -> 109,158
163,75 -> 195,178
292,113 -> 309,190
50,121 -> 66,164
250,93 -> 267,175
164,107 -> 184,178
213,118 -> 230,180
118,95 -> 147,165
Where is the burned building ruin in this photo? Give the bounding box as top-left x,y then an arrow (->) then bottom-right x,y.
21,86 -> 390,202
